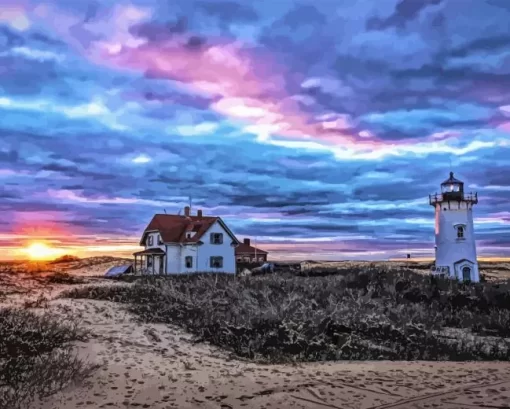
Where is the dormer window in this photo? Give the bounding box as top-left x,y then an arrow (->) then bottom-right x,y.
210,233 -> 223,244
157,235 -> 163,245
147,235 -> 153,246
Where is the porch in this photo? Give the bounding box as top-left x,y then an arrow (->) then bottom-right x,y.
133,248 -> 166,275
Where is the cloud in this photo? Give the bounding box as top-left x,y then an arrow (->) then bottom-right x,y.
1,0 -> 510,260
2,45 -> 64,62
0,2 -> 32,32
195,1 -> 259,24
360,102 -> 494,136
132,154 -> 151,164
367,0 -> 443,31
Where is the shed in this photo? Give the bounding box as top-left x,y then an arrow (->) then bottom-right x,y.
105,264 -> 133,277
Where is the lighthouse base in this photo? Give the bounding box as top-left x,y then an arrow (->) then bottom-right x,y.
431,258 -> 480,283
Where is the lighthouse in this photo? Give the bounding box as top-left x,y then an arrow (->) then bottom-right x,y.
429,172 -> 479,282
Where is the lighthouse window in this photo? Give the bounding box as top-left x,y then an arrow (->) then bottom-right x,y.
456,226 -> 464,239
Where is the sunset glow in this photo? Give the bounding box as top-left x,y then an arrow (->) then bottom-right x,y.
1,1 -> 510,261
24,243 -> 64,261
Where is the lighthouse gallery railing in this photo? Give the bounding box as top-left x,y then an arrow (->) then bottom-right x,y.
429,192 -> 478,206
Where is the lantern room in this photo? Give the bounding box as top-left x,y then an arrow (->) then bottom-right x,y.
441,172 -> 464,199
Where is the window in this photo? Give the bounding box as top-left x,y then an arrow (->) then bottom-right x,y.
210,233 -> 223,244
147,235 -> 153,246
157,235 -> 163,245
236,257 -> 242,262
147,256 -> 153,268
243,256 -> 250,262
258,257 -> 264,262
210,256 -> 223,268
185,256 -> 193,269
456,226 -> 465,239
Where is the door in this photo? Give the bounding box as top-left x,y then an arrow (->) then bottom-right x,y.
462,266 -> 471,281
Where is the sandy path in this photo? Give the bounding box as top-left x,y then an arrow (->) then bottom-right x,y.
30,298 -> 510,409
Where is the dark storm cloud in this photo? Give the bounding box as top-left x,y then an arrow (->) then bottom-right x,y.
40,163 -> 119,181
28,32 -> 67,47
487,0 -> 510,12
0,188 -> 20,200
393,64 -> 510,86
0,201 -> 71,213
129,17 -> 188,42
142,91 -> 214,111
195,1 -> 259,23
0,56 -> 60,95
0,26 -> 25,49
367,0 -> 443,31
0,149 -> 19,163
448,34 -> 510,58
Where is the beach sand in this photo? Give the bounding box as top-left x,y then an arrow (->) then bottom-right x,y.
2,258 -> 510,409
32,297 -> 510,409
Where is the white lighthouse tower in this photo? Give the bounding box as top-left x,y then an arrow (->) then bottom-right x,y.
429,172 -> 479,282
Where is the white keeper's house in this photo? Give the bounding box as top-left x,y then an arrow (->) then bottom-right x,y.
133,206 -> 240,274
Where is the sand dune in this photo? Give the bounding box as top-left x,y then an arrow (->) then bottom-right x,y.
2,257 -> 510,409
32,297 -> 510,409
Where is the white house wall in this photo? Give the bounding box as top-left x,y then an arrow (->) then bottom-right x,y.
165,245 -> 181,274
142,232 -> 166,274
178,221 -> 236,274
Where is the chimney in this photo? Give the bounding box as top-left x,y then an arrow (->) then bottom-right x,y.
197,209 -> 203,218
244,238 -> 250,246
184,206 -> 190,217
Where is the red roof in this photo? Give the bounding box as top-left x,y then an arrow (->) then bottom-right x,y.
140,214 -> 238,245
235,242 -> 268,255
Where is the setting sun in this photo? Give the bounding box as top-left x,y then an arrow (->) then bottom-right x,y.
24,242 -> 62,260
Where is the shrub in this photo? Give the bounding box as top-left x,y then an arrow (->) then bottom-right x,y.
49,255 -> 81,264
61,268 -> 510,363
0,308 -> 94,409
46,272 -> 85,285
23,295 -> 49,309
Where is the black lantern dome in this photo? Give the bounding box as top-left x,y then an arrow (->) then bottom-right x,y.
429,171 -> 478,206
440,172 -> 464,197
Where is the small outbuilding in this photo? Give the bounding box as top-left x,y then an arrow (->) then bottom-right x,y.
235,238 -> 268,263
105,264 -> 133,277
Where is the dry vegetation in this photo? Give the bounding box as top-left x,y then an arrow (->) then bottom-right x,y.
0,257 -> 128,409
0,308 -> 94,409
2,258 -> 510,408
63,263 -> 510,363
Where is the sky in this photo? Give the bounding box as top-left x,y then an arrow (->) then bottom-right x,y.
1,0 -> 510,261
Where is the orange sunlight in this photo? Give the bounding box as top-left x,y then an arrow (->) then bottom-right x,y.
23,242 -> 65,261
